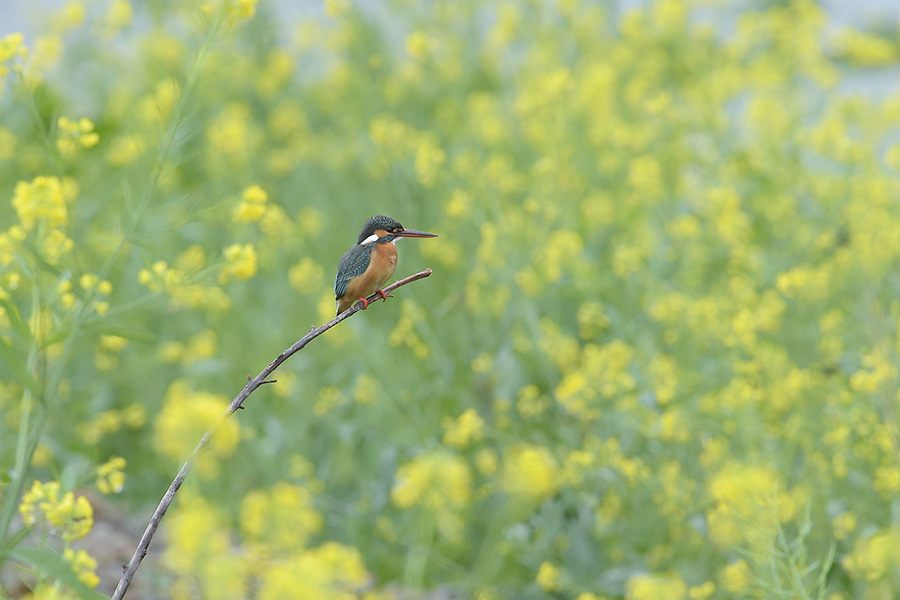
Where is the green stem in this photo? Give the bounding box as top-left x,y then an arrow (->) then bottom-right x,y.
1,243 -> 45,553
403,510 -> 436,588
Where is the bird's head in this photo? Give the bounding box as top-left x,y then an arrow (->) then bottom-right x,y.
357,215 -> 438,245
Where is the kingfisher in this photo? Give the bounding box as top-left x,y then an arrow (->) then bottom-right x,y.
334,215 -> 437,315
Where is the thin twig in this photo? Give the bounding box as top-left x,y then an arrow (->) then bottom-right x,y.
110,268 -> 433,599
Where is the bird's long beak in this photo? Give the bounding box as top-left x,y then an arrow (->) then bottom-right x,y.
396,228 -> 438,238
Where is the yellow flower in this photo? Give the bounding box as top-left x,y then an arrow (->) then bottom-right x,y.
241,483 -> 324,551
414,135 -> 446,187
257,543 -> 368,600
843,529 -> 900,581
220,243 -> 258,283
26,34 -> 63,80
850,350 -> 897,393
405,31 -> 434,60
94,456 -> 127,494
501,444 -> 559,502
11,176 -> 78,230
874,464 -> 900,493
628,155 -> 664,198
0,33 -> 26,82
51,2 -> 86,32
313,386 -> 344,416
442,408 -> 485,448
625,572 -> 687,600
30,443 -> 54,467
104,0 -> 133,31
324,0 -> 350,18
516,384 -> 550,419
288,257 -> 325,295
107,135 -> 143,166
234,185 -> 268,222
75,409 -> 124,445
206,103 -> 262,170
833,28 -> 898,66
164,495 -> 233,574
709,463 -> 780,508
775,264 -> 831,301
352,373 -> 382,405
56,116 -> 99,153
19,480 -> 93,541
392,449 -> 472,510
445,189 -> 473,219
471,353 -> 493,374
562,450 -> 595,486
720,560 -> 751,592
224,0 -> 259,24
63,548 -> 100,588
537,562 -> 561,591
183,329 -> 217,364
152,380 -> 239,477
40,229 -> 75,265
649,355 -> 679,405
537,230 -> 584,283
688,582 -> 715,600
576,301 -> 609,340
0,33 -> 27,63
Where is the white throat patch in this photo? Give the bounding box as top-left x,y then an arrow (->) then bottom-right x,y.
360,233 -> 380,245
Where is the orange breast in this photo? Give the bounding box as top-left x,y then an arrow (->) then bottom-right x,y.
344,243 -> 397,301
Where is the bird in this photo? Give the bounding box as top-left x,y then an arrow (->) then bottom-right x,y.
334,215 -> 437,315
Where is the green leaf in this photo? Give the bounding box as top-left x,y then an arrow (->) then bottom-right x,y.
0,336 -> 41,396
8,546 -> 107,600
0,297 -> 31,341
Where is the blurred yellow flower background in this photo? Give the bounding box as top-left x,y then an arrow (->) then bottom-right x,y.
2,0 -> 900,598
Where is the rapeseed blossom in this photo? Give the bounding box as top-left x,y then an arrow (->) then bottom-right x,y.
392,449 -> 472,510
241,483 -> 323,552
152,380 -> 239,477
442,408 -> 485,448
95,456 -> 126,494
56,116 -> 99,153
257,543 -> 368,600
234,184 -> 268,222
63,548 -> 100,588
11,176 -> 77,230
219,243 -> 258,282
625,572 -> 687,600
501,444 -> 559,502
19,481 -> 93,541
0,32 -> 27,81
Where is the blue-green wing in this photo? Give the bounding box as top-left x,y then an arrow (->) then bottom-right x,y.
334,244 -> 372,299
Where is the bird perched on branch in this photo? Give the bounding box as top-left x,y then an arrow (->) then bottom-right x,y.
334,215 -> 437,315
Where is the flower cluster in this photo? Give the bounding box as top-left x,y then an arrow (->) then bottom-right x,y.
56,116 -> 99,153
19,481 -> 93,541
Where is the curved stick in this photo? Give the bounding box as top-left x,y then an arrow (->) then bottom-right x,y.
110,268 -> 433,599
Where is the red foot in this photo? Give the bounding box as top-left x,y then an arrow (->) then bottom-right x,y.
357,297 -> 369,309
375,289 -> 394,302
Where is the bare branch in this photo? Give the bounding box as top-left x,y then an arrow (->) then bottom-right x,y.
110,268 -> 433,599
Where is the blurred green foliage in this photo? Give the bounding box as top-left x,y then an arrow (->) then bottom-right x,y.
2,0 -> 900,598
